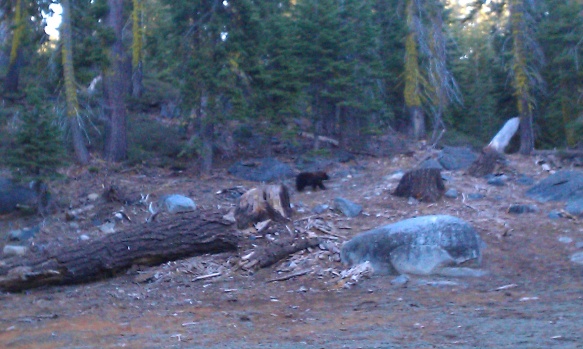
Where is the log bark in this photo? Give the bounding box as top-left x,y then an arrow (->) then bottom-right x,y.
393,168 -> 445,202
0,210 -> 242,292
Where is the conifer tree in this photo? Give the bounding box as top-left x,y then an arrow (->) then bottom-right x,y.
537,0 -> 583,147
7,88 -> 65,180
509,0 -> 544,154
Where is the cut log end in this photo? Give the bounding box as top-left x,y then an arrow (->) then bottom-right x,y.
235,185 -> 293,229
393,168 -> 445,202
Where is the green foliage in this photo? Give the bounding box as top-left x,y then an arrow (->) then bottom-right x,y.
126,114 -> 184,166
536,0 -> 583,148
5,88 -> 66,181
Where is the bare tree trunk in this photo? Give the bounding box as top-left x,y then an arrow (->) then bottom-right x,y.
132,61 -> 144,98
131,0 -> 144,98
519,103 -> 534,155
4,0 -> 24,94
103,0 -> 128,162
410,106 -> 426,140
62,0 -> 90,165
199,92 -> 214,174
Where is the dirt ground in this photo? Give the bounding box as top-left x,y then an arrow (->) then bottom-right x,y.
1,150 -> 582,348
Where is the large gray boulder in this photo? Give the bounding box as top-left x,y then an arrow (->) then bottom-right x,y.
341,215 -> 485,276
438,146 -> 478,171
228,158 -> 295,182
525,170 -> 583,202
0,179 -> 40,214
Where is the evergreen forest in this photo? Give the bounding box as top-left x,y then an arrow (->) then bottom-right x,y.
1,0 -> 582,176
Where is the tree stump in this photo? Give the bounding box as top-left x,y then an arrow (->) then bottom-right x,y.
0,210 -> 242,292
467,117 -> 518,177
467,146 -> 505,177
393,168 -> 445,202
234,184 -> 292,229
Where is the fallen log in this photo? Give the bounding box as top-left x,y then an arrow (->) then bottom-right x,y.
0,210 -> 243,292
298,132 -> 339,147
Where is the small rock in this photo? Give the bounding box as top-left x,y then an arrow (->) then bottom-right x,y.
79,234 -> 90,241
445,188 -> 458,199
333,198 -> 362,218
8,226 -> 39,242
570,252 -> 583,265
162,194 -> 197,214
575,242 -> 583,249
467,193 -> 485,200
390,274 -> 409,286
312,204 -> 329,214
99,221 -> 116,234
507,204 -> 538,214
87,193 -> 100,201
3,245 -> 28,256
486,176 -> 506,186
558,236 -> 573,244
548,210 -> 562,219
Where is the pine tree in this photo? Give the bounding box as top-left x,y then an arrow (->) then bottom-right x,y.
7,88 -> 66,181
537,0 -> 583,147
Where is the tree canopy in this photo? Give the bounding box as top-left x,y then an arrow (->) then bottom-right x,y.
1,0 -> 582,171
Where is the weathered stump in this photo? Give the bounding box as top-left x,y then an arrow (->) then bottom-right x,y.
467,117 -> 518,177
467,146 -> 505,177
234,184 -> 292,229
0,210 -> 242,292
393,168 -> 445,202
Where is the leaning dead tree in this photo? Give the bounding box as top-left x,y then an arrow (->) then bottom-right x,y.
468,117 -> 519,177
393,168 -> 445,202
0,210 -> 242,292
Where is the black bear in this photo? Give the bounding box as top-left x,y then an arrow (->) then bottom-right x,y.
296,171 -> 329,191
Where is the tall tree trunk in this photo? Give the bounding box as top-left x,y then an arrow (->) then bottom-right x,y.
404,0 -> 425,140
199,92 -> 214,174
62,0 -> 90,165
4,0 -> 24,93
131,0 -> 144,98
103,0 -> 128,162
510,0 -> 535,155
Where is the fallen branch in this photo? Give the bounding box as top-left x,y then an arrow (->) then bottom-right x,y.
298,132 -> 340,147
267,269 -> 310,283
245,234 -> 321,269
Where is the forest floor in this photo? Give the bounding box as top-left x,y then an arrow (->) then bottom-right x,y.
0,149 -> 582,349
